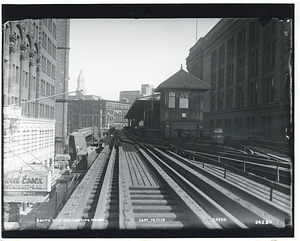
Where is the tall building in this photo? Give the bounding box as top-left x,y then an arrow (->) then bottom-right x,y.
106,100 -> 131,129
67,99 -> 106,133
186,18 -> 292,139
76,69 -> 86,97
68,94 -> 102,101
55,19 -> 71,154
3,19 -> 69,224
141,84 -> 154,96
119,90 -> 141,103
67,99 -> 131,133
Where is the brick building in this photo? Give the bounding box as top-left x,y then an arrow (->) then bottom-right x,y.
141,84 -> 155,96
186,18 -> 292,139
67,99 -> 131,134
119,90 -> 141,103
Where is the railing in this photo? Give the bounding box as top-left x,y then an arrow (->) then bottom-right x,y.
169,146 -> 291,201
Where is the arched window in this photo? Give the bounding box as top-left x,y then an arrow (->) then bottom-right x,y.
168,92 -> 175,108
179,97 -> 189,109
14,27 -> 21,53
179,91 -> 190,109
25,36 -> 30,59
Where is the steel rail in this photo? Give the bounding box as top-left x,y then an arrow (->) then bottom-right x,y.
171,145 -> 291,186
119,145 -> 136,229
136,147 -> 222,229
91,146 -> 117,229
149,146 -> 291,228
49,145 -> 111,230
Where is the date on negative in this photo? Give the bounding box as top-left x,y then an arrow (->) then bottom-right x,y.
255,220 -> 272,225
138,218 -> 165,223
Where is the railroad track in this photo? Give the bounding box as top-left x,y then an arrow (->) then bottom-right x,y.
119,142 -> 219,229
49,130 -> 292,230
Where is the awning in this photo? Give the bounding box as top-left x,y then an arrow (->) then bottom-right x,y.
125,93 -> 160,119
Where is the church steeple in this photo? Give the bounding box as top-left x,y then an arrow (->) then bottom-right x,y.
76,69 -> 86,96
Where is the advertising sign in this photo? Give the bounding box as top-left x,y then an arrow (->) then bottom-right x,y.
3,171 -> 51,192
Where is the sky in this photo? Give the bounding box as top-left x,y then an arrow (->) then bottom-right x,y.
68,18 -> 220,101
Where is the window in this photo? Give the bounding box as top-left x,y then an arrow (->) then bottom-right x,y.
23,70 -> 26,87
49,19 -> 52,33
250,21 -> 259,45
266,42 -> 275,69
227,89 -> 233,109
228,38 -> 234,60
53,23 -> 57,39
25,72 -> 28,87
41,80 -> 46,96
237,29 -> 246,54
251,117 -> 255,131
264,77 -> 275,103
211,51 -> 217,70
168,92 -> 175,108
51,85 -> 55,96
32,76 -> 36,90
219,69 -> 224,87
42,56 -> 46,72
219,45 -> 225,66
212,72 -> 216,90
179,97 -> 189,109
250,82 -> 258,105
209,119 -> 215,131
238,57 -> 245,82
246,117 -> 250,131
234,118 -> 238,131
228,64 -> 234,85
237,86 -> 244,107
16,66 -> 19,83
32,103 -> 35,117
218,92 -> 224,110
250,50 -> 259,76
51,65 -> 55,78
211,94 -> 216,111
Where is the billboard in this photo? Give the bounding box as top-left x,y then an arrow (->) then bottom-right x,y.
3,171 -> 51,193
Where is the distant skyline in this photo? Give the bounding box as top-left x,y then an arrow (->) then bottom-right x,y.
68,18 -> 220,101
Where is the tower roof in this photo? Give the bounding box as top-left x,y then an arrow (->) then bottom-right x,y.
76,69 -> 86,95
155,68 -> 211,92
78,69 -> 85,81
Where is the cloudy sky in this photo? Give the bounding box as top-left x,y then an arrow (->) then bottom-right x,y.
68,18 -> 220,100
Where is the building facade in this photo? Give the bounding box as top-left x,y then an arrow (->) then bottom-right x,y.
67,99 -> 131,134
106,100 -> 131,129
119,90 -> 141,103
3,19 -> 69,225
186,18 -> 292,139
141,84 -> 155,96
67,99 -> 106,133
3,19 -> 64,172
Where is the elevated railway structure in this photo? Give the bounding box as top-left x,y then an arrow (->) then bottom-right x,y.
49,129 -> 292,231
77,127 -> 94,144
